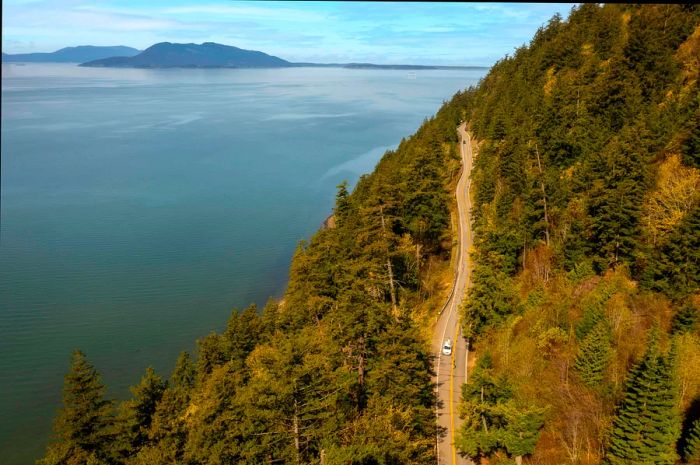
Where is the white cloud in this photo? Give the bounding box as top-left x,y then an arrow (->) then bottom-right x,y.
2,0 -> 574,65
159,4 -> 328,22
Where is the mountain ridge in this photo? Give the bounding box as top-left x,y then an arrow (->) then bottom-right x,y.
80,42 -> 291,68
2,45 -> 140,63
78,41 -> 485,69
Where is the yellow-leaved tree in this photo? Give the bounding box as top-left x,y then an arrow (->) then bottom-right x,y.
642,154 -> 700,245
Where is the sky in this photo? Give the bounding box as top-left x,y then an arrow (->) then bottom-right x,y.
2,1 -> 576,66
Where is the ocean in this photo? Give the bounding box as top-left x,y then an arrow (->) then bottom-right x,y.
0,62 -> 485,464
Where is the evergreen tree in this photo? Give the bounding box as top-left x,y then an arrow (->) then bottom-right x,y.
462,263 -> 514,341
170,351 -> 195,391
586,129 -> 648,270
501,405 -> 546,459
682,109 -> 700,169
334,181 -> 351,226
366,317 -> 437,454
38,350 -> 114,465
260,299 -> 280,338
222,304 -> 262,370
232,328 -> 348,464
456,354 -> 545,461
112,367 -> 167,460
644,205 -> 700,299
685,418 -> 700,463
140,353 -> 195,465
195,332 -> 227,379
182,362 -> 247,464
574,320 -> 612,389
671,303 -> 699,335
605,334 -> 681,464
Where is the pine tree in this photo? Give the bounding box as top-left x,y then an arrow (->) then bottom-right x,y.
605,335 -> 681,464
574,320 -> 612,388
38,350 -> 114,465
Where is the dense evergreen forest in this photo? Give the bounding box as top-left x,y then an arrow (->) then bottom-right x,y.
39,4 -> 700,465
453,4 -> 700,465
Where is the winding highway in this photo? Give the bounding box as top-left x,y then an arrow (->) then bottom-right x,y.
433,122 -> 474,465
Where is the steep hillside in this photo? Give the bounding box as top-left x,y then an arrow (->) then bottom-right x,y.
453,4 -> 700,464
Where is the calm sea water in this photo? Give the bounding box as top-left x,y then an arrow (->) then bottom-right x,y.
0,63 -> 485,464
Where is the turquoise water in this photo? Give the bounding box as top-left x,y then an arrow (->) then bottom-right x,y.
0,63 -> 485,464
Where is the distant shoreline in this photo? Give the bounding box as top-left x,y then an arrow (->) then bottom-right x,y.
3,61 -> 488,71
77,62 -> 488,70
3,42 -> 490,70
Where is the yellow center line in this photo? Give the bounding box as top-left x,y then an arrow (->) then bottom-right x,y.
450,318 -> 459,464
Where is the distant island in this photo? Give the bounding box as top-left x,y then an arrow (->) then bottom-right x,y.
81,42 -> 290,68
2,45 -> 140,63
3,42 -> 487,70
76,42 -> 486,70
3,42 -> 488,70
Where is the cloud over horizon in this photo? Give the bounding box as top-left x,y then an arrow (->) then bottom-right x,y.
2,1 -> 576,66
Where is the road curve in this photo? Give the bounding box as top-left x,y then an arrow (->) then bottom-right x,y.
433,123 -> 473,465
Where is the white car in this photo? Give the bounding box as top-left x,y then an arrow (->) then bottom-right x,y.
442,339 -> 453,356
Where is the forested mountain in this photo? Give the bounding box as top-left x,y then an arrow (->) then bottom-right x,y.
80,42 -> 292,68
78,41 -> 482,69
453,4 -> 700,464
38,4 -> 700,465
2,46 -> 140,63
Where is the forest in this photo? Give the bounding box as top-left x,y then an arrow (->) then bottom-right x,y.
454,4 -> 700,464
39,4 -> 700,465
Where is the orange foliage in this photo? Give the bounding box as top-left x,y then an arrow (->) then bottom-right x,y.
642,154 -> 700,245
522,244 -> 554,290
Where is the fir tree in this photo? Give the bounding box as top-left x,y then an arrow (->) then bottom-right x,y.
140,353 -> 195,465
38,350 -> 114,465
645,205 -> 700,299
586,129 -> 648,270
334,181 -> 351,226
685,418 -> 700,463
682,109 -> 700,169
574,320 -> 612,389
456,354 -> 544,461
671,303 -> 699,335
605,335 -> 681,465
223,304 -> 262,370
112,367 -> 167,460
170,351 -> 195,390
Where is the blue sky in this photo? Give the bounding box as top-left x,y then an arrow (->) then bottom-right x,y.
2,1 -> 576,66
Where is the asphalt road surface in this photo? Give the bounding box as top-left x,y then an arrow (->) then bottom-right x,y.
432,122 -> 474,465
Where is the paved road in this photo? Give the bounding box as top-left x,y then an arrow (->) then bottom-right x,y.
433,123 -> 473,465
